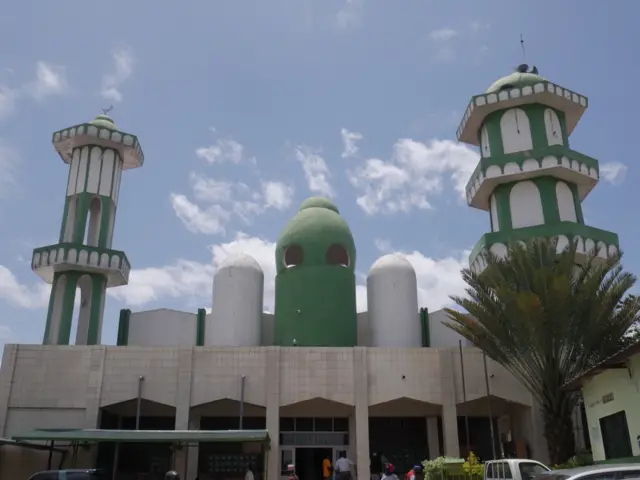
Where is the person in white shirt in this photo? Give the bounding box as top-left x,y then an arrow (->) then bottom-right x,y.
245,465 -> 255,480
335,451 -> 354,480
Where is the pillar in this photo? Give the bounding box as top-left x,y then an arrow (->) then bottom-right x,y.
439,349 -> 460,457
348,414 -> 357,463
266,348 -> 281,480
426,417 -> 441,459
353,347 -> 370,480
174,348 -> 195,476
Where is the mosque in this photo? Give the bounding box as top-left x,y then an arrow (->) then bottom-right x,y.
0,64 -> 611,479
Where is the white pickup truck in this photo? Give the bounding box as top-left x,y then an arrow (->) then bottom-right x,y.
484,459 -> 551,480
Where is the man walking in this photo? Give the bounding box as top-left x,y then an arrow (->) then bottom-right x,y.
334,451 -> 353,480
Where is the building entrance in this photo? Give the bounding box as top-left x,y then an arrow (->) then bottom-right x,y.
296,447 -> 333,480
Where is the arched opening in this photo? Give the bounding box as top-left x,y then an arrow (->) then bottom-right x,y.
556,181 -> 577,222
480,124 -> 491,157
283,244 -> 304,268
84,197 -> 102,247
544,108 -> 563,146
500,108 -> 533,154
326,244 -> 350,267
509,181 -> 544,228
63,197 -> 78,242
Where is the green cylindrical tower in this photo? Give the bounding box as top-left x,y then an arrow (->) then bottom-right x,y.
274,197 -> 357,347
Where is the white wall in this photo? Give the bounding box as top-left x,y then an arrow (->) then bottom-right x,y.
582,353 -> 640,461
544,108 -> 563,146
127,309 -> 197,347
357,311 -> 372,346
556,181 -> 577,222
510,181 -> 544,228
428,309 -> 472,348
490,194 -> 500,232
500,108 -> 533,154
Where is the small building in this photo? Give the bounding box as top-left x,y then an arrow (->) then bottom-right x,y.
565,341 -> 640,463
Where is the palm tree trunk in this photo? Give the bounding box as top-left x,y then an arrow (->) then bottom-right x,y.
541,392 -> 577,465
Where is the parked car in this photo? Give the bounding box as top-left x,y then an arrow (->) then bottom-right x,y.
533,464 -> 640,480
28,469 -> 106,480
485,459 -> 551,480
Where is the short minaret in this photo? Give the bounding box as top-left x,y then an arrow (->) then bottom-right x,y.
32,113 -> 144,345
457,64 -> 619,272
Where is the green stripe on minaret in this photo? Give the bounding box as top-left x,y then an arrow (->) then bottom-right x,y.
196,308 -> 206,346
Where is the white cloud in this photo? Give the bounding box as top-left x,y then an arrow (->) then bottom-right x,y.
600,162 -> 627,185
348,138 -> 479,215
172,174 -> 294,235
0,266 -> 50,309
100,48 -> 134,103
29,61 -> 68,100
341,128 -> 363,158
428,28 -> 458,42
336,0 -> 364,29
295,146 -> 335,197
196,137 -> 251,165
171,193 -> 231,235
0,61 -> 67,120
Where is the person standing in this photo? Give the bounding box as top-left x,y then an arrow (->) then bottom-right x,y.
245,465 -> 255,480
323,455 -> 333,480
371,453 -> 382,480
334,451 -> 353,480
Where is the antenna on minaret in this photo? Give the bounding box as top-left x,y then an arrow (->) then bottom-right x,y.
520,34 -> 526,63
101,105 -> 114,115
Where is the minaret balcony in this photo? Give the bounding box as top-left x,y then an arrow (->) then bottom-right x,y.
52,123 -> 144,170
457,81 -> 587,146
468,222 -> 620,275
465,146 -> 599,211
31,243 -> 131,287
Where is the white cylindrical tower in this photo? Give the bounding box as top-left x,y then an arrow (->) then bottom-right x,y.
207,253 -> 264,346
367,254 -> 421,347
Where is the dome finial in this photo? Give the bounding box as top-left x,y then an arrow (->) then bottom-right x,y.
101,105 -> 114,116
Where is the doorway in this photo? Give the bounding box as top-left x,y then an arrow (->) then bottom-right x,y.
600,411 -> 633,460
295,447 -> 333,480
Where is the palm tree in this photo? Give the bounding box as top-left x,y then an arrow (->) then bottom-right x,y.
445,238 -> 640,465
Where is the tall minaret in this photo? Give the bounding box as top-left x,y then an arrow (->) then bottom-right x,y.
32,112 -> 144,345
457,64 -> 619,272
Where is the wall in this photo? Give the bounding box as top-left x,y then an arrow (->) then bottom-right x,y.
428,309 -> 473,348
582,353 -> 640,461
357,311 -> 372,346
127,309 -> 197,347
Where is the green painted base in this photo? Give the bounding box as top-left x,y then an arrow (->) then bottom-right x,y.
274,266 -> 357,347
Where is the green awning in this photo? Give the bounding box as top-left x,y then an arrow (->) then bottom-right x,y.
12,429 -> 270,444
0,437 -> 67,453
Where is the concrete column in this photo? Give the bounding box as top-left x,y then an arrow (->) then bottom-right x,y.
174,348 -> 195,476
426,417 -> 441,459
348,414 -> 357,463
84,346 -> 107,428
186,414 -> 201,479
0,345 -> 18,437
512,399 -> 549,464
266,348 -> 281,480
438,349 -> 460,457
353,347 -> 370,480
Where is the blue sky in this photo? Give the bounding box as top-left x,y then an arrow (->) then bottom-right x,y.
1,1 -> 639,354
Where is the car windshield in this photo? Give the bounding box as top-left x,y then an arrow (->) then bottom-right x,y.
520,463 -> 552,480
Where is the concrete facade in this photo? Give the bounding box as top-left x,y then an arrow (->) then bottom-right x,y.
0,343 -> 549,479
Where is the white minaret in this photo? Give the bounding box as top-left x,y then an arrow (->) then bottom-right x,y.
32,112 -> 144,345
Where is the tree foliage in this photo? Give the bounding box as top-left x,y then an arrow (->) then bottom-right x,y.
445,238 -> 640,464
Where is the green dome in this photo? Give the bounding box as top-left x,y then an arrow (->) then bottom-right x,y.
298,196 -> 339,214
275,202 -> 355,272
90,114 -> 118,130
486,71 -> 546,94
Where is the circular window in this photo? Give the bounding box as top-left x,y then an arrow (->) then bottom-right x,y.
326,244 -> 349,267
283,244 -> 304,268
